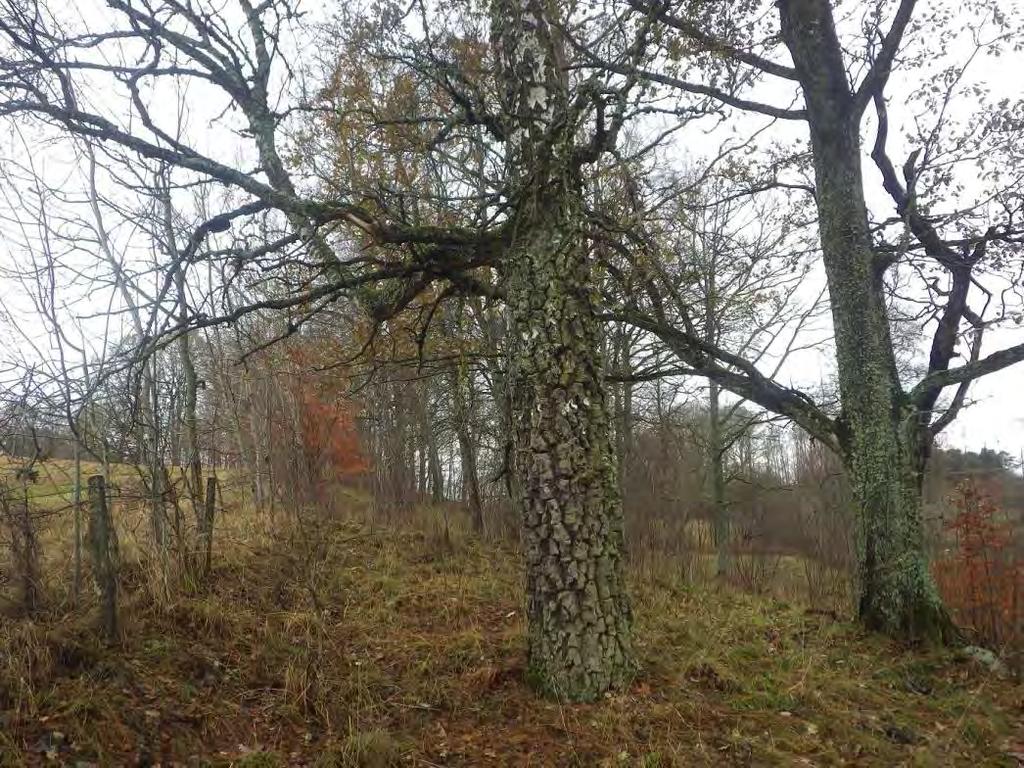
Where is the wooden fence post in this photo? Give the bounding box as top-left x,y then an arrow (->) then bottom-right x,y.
0,484 -> 40,615
87,475 -> 118,643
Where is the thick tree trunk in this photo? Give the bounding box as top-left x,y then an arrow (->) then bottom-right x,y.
779,0 -> 953,641
494,0 -> 634,700
851,439 -> 951,639
507,196 -> 634,700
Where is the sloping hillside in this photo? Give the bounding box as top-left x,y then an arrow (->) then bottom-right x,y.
1,513 -> 1022,767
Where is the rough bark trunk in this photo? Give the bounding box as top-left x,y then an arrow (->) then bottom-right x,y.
507,197 -> 634,700
494,0 -> 634,700
779,0 -> 953,641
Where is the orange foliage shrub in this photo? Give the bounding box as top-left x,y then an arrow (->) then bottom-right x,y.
282,343 -> 369,492
299,391 -> 368,479
933,480 -> 1023,658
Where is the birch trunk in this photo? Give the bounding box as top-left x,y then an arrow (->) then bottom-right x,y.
708,380 -> 730,579
493,0 -> 634,700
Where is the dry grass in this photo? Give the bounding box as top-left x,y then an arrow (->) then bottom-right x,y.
1,488 -> 1023,766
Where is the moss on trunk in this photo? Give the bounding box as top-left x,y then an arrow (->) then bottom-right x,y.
506,182 -> 635,700
779,0 -> 954,643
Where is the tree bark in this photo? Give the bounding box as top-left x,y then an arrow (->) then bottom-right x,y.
452,361 -> 485,535
426,402 -> 445,504
87,474 -> 118,643
612,326 -> 635,495
201,475 -> 217,578
494,0 -> 635,700
9,481 -> 40,614
172,256 -> 203,521
507,199 -> 634,699
707,380 -> 730,579
779,0 -> 953,641
72,432 -> 83,604
702,254 -> 730,579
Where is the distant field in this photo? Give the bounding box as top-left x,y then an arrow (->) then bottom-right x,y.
0,457 -> 254,599
0,457 -> 143,510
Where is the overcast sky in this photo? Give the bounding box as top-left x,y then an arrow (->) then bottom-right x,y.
0,0 -> 1021,460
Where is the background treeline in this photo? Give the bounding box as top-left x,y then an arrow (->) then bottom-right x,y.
3,306 -> 1022,664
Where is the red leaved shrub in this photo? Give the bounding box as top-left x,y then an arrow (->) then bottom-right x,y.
299,391 -> 368,480
933,480 -> 1023,668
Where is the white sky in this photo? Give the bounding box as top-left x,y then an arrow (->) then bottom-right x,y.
0,0 -> 1021,458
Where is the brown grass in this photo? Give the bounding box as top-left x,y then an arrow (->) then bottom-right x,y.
1,485 -> 1023,766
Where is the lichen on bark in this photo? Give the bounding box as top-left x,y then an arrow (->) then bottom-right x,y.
778,0 -> 955,643
493,0 -> 635,700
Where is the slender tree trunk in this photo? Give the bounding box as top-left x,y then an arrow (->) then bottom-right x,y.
201,476 -> 217,578
245,377 -> 268,515
620,365 -> 633,489
173,262 -> 203,520
14,480 -> 39,614
148,353 -> 170,594
703,262 -> 730,579
494,0 -> 634,700
612,327 -> 634,494
779,0 -> 952,641
264,384 -> 277,519
72,432 -> 83,604
708,380 -> 730,579
473,298 -> 516,506
452,362 -> 485,535
87,475 -> 118,643
426,412 -> 444,505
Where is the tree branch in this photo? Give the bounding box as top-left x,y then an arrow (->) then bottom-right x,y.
852,0 -> 916,116
911,341 -> 1024,403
